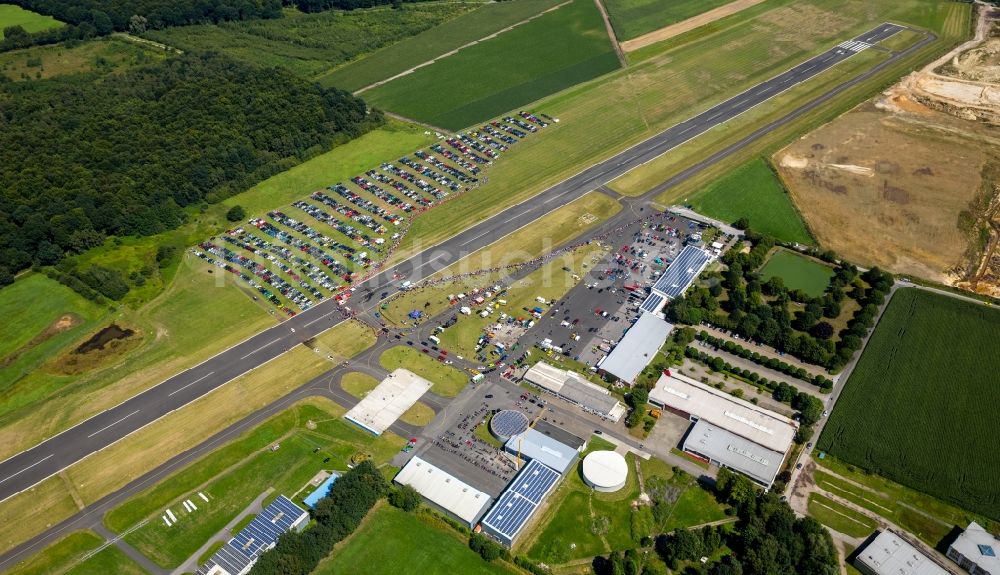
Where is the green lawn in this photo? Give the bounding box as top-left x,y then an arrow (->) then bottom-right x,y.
807,493 -> 877,538
379,346 -> 469,397
0,4 -> 62,35
6,530 -> 147,575
603,0 -> 731,41
321,0 -> 568,92
146,4 -> 476,79
688,159 -> 813,245
758,249 -> 833,297
363,0 -> 620,130
104,400 -> 404,569
316,506 -> 510,575
818,288 -> 1000,523
341,371 -> 380,398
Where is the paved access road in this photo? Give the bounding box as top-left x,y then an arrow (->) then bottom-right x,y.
0,23 -> 913,503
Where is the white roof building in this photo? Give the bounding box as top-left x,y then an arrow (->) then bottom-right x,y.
523,362 -> 627,422
948,521 -> 1000,575
344,369 -> 432,435
855,531 -> 950,575
394,456 -> 492,528
504,428 -> 579,475
598,314 -> 673,385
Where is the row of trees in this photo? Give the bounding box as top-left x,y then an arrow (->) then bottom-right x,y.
0,52 -> 380,292
693,331 -> 834,390
249,460 -> 387,575
292,0 -> 435,12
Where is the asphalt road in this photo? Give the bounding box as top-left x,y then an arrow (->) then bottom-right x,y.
0,23 -> 914,505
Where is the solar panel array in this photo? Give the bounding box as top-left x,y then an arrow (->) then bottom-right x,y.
197,495 -> 307,575
490,409 -> 529,439
480,459 -> 560,546
652,245 -> 711,298
639,292 -> 664,314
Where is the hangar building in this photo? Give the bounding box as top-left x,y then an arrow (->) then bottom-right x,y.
480,459 -> 560,548
504,428 -> 579,476
640,245 -> 713,315
394,456 -> 492,528
597,314 -> 673,385
197,495 -> 308,575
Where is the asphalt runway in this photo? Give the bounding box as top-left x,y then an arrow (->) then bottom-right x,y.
0,23 -> 912,504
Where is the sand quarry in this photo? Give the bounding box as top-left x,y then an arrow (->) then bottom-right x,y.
775,8 -> 1000,296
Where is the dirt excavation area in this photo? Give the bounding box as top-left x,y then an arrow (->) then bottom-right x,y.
775,10 -> 1000,296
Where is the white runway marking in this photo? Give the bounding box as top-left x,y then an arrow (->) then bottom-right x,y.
168,371 -> 215,397
0,454 -> 53,484
87,410 -> 140,438
304,310 -> 337,328
461,229 -> 493,246
240,338 -> 281,360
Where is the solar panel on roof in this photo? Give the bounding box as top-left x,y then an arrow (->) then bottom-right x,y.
197,495 -> 306,575
640,293 -> 664,313
481,460 -> 559,545
652,246 -> 710,298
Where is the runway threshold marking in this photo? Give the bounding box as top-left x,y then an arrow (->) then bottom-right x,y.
0,454 -> 54,484
239,338 -> 282,360
168,371 -> 216,397
86,410 -> 140,438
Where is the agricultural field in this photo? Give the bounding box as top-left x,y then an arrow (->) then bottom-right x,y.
146,4 -> 477,79
321,0 -> 567,92
0,4 -> 62,35
818,288 -> 1000,522
6,530 -> 147,575
362,0 -> 620,130
315,506 -> 511,575
103,398 -> 404,569
379,346 -> 469,397
758,249 -> 834,297
0,37 -> 162,81
687,159 -> 813,245
602,0 -> 730,41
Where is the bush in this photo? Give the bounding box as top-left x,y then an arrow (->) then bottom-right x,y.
469,533 -> 508,562
226,205 -> 246,222
388,484 -> 421,511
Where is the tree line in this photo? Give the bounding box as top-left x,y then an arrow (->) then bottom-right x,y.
0,51 -> 381,292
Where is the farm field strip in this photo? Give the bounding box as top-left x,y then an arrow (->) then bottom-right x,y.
603,0 -> 732,42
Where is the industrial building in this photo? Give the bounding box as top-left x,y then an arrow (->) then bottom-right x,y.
854,531 -> 950,575
504,428 -> 579,475
394,456 -> 492,528
480,459 -> 561,547
197,495 -> 308,575
344,368 -> 432,435
523,361 -> 627,422
648,371 -> 796,488
652,245 -> 712,299
597,314 -> 674,385
947,521 -> 999,575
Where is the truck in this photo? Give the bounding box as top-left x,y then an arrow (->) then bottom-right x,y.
428,335 -> 440,345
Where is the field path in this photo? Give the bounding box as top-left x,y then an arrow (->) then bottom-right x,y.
620,0 -> 767,53
593,0 -> 627,67
354,0 -> 572,94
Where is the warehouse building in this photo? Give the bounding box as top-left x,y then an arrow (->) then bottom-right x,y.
648,371 -> 796,488
480,459 -> 560,547
854,531 -> 950,575
947,521 -> 1000,575
344,369 -> 432,435
597,314 -> 674,385
523,362 -> 627,422
394,456 -> 492,529
198,495 -> 308,575
504,427 -> 579,475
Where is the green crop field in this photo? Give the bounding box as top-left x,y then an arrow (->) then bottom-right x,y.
106,399 -> 404,568
320,0 -> 566,92
315,506 -> 509,575
6,530 -> 147,575
379,346 -> 469,397
147,4 -> 477,79
0,4 -> 62,35
818,288 -> 1000,522
758,249 -> 833,297
689,159 -> 813,245
362,0 -> 620,130
603,0 -> 730,41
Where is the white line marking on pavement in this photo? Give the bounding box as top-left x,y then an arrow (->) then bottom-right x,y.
304,310 -> 337,328
0,455 -> 53,484
87,410 -> 140,438
461,229 -> 493,246
240,338 -> 281,360
168,371 -> 216,397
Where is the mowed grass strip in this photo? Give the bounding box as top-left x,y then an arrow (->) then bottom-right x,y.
315,505 -> 511,575
818,288 -> 1000,523
379,346 -> 468,397
363,0 -> 620,130
6,530 -> 147,575
602,0 -> 730,41
341,371 -> 380,398
758,249 -> 833,297
320,0 -> 567,91
807,493 -> 877,538
0,4 -> 62,34
686,159 -> 813,245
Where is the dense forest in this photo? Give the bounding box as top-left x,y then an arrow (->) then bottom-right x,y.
0,52 -> 380,288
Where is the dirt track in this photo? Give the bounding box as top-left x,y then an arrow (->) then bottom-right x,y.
620,0 -> 767,53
